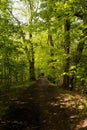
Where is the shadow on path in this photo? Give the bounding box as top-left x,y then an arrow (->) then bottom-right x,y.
1,78 -> 87,130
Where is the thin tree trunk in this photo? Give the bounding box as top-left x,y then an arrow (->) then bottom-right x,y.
48,32 -> 55,83
62,19 -> 70,89
29,34 -> 35,81
48,34 -> 54,57
28,2 -> 36,81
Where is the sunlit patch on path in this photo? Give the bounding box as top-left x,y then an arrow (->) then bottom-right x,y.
75,119 -> 87,130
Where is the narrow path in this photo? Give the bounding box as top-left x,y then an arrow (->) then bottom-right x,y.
1,78 -> 87,130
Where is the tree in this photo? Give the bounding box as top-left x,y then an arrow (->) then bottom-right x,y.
10,0 -> 37,81
71,0 -> 87,89
0,0 -> 29,87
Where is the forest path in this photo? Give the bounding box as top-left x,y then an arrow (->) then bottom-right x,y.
2,77 -> 87,130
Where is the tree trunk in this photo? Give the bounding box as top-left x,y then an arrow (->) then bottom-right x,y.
48,33 -> 55,83
48,34 -> 54,57
71,16 -> 87,89
62,19 -> 70,89
29,34 -> 36,81
21,31 -> 35,81
74,35 -> 85,64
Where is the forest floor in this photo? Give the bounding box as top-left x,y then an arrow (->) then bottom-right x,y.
0,77 -> 87,130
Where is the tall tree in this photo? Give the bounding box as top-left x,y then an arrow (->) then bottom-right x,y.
25,0 -> 36,80
71,0 -> 87,89
11,0 -> 37,81
62,18 -> 71,89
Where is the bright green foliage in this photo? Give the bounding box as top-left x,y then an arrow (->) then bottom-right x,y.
0,0 -> 87,92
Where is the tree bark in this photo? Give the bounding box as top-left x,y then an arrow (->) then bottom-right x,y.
62,19 -> 70,89
48,33 -> 55,83
29,34 -> 35,81
71,14 -> 87,88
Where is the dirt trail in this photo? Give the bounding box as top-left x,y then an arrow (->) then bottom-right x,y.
1,77 -> 87,130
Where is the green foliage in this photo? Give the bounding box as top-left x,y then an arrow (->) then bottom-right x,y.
0,0 -> 87,91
